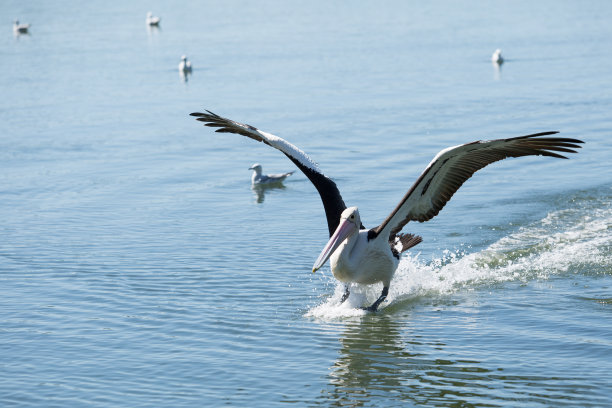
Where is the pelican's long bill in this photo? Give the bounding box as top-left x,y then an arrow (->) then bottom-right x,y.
312,218 -> 355,273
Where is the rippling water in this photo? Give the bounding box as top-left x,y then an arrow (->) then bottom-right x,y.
2,1 -> 611,407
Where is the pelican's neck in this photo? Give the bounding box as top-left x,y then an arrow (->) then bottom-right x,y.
331,228 -> 361,271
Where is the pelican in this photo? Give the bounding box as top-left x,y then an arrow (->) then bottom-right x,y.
146,12 -> 161,26
492,49 -> 504,64
249,163 -> 294,185
191,110 -> 583,311
13,20 -> 30,35
179,55 -> 192,73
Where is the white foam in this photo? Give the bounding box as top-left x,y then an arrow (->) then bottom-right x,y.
306,197 -> 611,319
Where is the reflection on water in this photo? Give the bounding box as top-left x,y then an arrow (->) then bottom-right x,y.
492,61 -> 502,80
252,183 -> 287,203
13,29 -> 31,39
180,69 -> 191,83
146,24 -> 161,36
316,314 -> 599,407
323,316 -> 417,404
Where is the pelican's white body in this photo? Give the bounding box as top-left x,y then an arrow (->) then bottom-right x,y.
314,207 -> 398,289
330,229 -> 397,286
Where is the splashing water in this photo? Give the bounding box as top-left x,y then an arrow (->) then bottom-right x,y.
306,195 -> 611,319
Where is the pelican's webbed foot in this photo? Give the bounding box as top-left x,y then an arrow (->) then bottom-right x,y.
362,286 -> 389,312
339,285 -> 350,304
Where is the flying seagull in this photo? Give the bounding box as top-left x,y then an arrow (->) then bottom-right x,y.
191,110 -> 583,311
249,163 -> 294,185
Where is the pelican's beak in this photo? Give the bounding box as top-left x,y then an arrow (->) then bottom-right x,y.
312,218 -> 355,273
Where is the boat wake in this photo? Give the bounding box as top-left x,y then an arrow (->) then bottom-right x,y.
306,190 -> 611,319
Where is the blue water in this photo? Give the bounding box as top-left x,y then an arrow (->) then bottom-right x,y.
2,1 -> 611,407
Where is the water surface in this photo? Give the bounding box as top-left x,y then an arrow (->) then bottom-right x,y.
1,1 -> 611,407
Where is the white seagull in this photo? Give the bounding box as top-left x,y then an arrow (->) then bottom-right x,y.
249,163 -> 294,185
492,49 -> 504,64
146,12 -> 161,26
13,20 -> 30,35
191,110 -> 583,311
179,55 -> 192,73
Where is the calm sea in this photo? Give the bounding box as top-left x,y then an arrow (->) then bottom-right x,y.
1,1 -> 611,407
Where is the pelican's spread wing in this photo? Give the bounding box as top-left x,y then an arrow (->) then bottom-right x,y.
190,110 -> 348,236
371,132 -> 584,240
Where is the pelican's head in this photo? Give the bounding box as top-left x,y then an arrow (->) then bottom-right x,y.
312,206 -> 360,273
181,55 -> 187,61
249,163 -> 262,175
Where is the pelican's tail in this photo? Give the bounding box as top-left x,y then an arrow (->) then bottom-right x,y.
394,233 -> 422,254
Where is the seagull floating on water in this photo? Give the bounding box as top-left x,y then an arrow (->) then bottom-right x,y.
191,110 -> 583,311
13,20 -> 30,35
146,12 -> 161,26
179,55 -> 192,73
249,163 -> 294,185
492,49 -> 504,64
